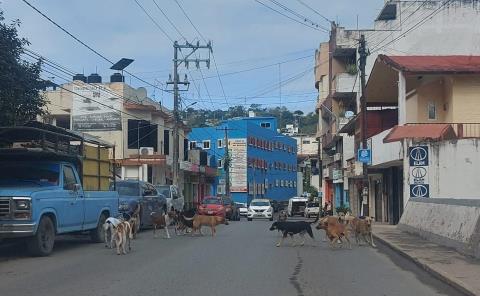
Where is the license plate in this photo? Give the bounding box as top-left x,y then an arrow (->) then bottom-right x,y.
208,211 -> 213,215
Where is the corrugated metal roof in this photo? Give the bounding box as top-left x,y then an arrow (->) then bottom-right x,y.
383,124 -> 457,143
379,55 -> 480,74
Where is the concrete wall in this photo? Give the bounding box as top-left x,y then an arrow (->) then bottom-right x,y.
452,75 -> 480,122
399,198 -> 480,259
428,139 -> 480,199
370,128 -> 403,167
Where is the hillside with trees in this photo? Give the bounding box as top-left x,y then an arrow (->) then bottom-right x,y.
183,104 -> 318,135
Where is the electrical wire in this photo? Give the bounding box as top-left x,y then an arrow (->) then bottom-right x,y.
294,0 -> 332,24
265,0 -> 329,31
254,0 -> 326,32
21,0 -> 170,94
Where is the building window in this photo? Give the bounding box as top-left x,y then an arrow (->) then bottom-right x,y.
217,185 -> 225,195
189,141 -> 197,150
217,139 -> 223,148
302,140 -> 311,144
127,119 -> 158,152
203,140 -> 211,149
293,181 -> 297,187
163,129 -> 170,155
275,179 -> 279,187
261,122 -> 271,128
217,159 -> 223,168
428,101 -> 436,120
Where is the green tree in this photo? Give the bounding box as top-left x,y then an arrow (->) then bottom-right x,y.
0,11 -> 46,126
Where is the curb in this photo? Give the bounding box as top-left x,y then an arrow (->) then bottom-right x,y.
373,233 -> 475,296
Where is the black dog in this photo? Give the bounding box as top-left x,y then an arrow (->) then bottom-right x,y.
174,209 -> 196,235
269,216 -> 319,247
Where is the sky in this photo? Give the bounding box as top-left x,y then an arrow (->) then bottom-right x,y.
2,0 -> 384,112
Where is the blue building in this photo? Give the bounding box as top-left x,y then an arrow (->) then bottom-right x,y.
189,117 -> 297,205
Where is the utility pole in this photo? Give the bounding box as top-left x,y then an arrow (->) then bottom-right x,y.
216,126 -> 235,197
358,34 -> 369,211
167,41 -> 212,187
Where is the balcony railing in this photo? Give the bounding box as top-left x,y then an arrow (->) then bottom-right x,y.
407,123 -> 480,138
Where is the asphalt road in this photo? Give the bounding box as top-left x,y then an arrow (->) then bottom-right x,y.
0,217 -> 465,296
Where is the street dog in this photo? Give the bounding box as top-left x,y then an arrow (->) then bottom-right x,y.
129,204 -> 141,239
103,216 -> 122,249
114,220 -> 132,255
350,216 -> 376,247
192,214 -> 228,237
150,211 -> 171,239
316,216 -> 351,249
269,216 -> 318,247
175,210 -> 195,235
278,210 -> 288,222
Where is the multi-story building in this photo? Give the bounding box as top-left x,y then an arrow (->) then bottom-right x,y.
315,0 -> 480,221
42,73 -> 215,208
189,116 -> 298,205
293,134 -> 320,196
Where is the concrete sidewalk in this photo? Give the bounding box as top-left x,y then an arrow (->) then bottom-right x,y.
373,224 -> 480,296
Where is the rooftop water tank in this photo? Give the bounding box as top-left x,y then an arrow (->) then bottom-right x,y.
73,74 -> 87,83
110,72 -> 124,83
87,73 -> 102,83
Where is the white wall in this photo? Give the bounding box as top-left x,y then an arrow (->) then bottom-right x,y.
429,139 -> 480,199
370,128 -> 403,167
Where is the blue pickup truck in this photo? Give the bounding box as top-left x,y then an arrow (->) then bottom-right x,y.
0,122 -> 119,256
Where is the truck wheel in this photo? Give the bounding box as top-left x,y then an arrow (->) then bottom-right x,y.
90,213 -> 107,243
27,216 -> 55,256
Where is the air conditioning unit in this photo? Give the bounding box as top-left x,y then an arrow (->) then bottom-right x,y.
139,147 -> 154,155
333,153 -> 342,162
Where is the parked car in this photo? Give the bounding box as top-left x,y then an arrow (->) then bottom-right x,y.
0,123 -> 119,256
113,180 -> 167,230
197,196 -> 226,217
304,201 -> 320,218
235,202 -> 248,217
223,197 -> 240,221
155,184 -> 184,211
247,199 -> 274,221
287,196 -> 308,216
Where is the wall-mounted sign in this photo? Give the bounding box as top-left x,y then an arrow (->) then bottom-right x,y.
358,149 -> 371,164
229,139 -> 247,192
409,145 -> 429,198
72,85 -> 122,131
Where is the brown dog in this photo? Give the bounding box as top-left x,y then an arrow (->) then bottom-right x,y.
316,216 -> 351,249
192,215 -> 228,237
350,217 -> 376,247
114,221 -> 132,255
150,211 -> 171,239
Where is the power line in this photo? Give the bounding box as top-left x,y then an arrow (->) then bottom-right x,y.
254,0 -> 327,32
173,0 -> 207,42
152,0 -> 186,40
294,0 -> 332,24
21,0 -> 170,94
266,0 -> 329,31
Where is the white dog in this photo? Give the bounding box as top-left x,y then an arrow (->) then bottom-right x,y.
103,217 -> 122,248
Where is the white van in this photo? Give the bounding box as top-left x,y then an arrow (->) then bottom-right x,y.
287,196 -> 308,217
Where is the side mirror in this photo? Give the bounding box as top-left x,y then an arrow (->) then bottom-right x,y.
73,184 -> 81,192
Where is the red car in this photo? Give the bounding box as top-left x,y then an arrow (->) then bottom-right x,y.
197,197 -> 226,217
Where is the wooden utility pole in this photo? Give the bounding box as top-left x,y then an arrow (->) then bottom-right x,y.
358,34 -> 369,202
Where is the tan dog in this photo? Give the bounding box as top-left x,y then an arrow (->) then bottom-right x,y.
129,216 -> 139,239
350,216 -> 376,247
114,221 -> 132,255
316,216 -> 351,249
192,215 -> 228,237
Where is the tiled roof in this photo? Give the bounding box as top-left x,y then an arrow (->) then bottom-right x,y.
379,55 -> 480,74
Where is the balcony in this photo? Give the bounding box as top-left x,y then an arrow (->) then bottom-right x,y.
333,72 -> 357,95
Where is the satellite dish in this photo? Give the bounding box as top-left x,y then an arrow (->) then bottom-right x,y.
345,111 -> 355,119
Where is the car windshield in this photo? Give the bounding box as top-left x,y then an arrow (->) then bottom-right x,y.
235,203 -> 246,208
114,182 -> 139,196
203,198 -> 222,205
308,202 -> 319,207
0,162 -> 59,187
251,201 -> 270,206
155,185 -> 171,197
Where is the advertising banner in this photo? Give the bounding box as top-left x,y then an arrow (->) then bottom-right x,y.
229,138 -> 247,192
